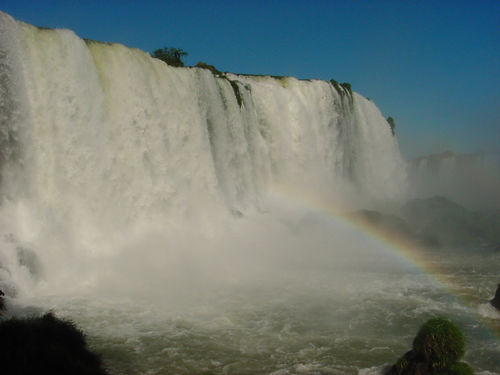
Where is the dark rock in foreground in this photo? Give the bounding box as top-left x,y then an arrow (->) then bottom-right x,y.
490,284 -> 500,310
385,318 -> 474,375
0,312 -> 108,375
0,290 -> 4,311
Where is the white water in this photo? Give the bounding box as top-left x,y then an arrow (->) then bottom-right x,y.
1,11 -> 498,375
0,11 -> 406,296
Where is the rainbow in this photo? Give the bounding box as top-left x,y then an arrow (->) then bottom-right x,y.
266,184 -> 500,339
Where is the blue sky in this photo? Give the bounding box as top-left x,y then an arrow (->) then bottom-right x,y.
1,0 -> 499,158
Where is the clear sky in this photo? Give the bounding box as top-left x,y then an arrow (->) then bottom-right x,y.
1,0 -> 499,159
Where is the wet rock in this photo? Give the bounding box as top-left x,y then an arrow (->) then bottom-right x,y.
0,313 -> 109,375
0,289 -> 4,312
348,210 -> 415,238
490,284 -> 500,310
385,318 -> 473,375
401,196 -> 500,251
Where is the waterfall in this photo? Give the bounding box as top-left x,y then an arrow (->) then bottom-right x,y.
0,11 -> 407,298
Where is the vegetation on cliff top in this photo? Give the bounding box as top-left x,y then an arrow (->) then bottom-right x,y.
387,116 -> 396,136
151,47 -> 353,101
195,61 -> 244,107
329,78 -> 352,97
195,61 -> 223,76
151,47 -> 188,67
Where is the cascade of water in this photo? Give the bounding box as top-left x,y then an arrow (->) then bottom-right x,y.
0,11 -> 407,298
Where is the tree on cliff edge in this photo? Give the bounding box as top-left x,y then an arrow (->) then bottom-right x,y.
151,47 -> 188,67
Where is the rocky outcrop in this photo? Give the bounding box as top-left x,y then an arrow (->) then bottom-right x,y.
348,210 -> 414,239
0,313 -> 109,375
490,284 -> 500,310
401,196 -> 500,251
385,318 -> 473,375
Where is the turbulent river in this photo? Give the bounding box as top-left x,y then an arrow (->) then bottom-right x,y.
9,216 -> 500,375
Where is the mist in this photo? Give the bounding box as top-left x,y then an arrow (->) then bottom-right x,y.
407,151 -> 500,211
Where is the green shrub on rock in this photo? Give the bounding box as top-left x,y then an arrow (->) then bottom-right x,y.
437,362 -> 474,375
386,317 -> 473,375
151,47 -> 187,67
413,318 -> 465,371
195,61 -> 223,76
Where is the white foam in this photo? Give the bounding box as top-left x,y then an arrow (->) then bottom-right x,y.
478,303 -> 500,320
0,12 -> 408,298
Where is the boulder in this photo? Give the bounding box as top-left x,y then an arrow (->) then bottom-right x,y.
386,318 -> 473,375
490,284 -> 500,310
0,312 -> 109,375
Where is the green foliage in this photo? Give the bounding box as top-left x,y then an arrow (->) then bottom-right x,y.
386,318 -> 473,375
194,62 -> 244,107
387,116 -> 396,136
330,79 -> 352,98
275,76 -> 290,88
435,362 -> 474,375
330,79 -> 342,95
195,61 -> 223,76
413,318 -> 466,371
341,82 -> 352,94
443,362 -> 474,375
151,47 -> 188,67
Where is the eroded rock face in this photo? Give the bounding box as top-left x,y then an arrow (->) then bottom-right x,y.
490,284 -> 500,310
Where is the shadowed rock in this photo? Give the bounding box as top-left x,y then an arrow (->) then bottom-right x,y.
385,318 -> 473,375
0,312 -> 109,375
0,290 -> 4,312
490,284 -> 500,310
